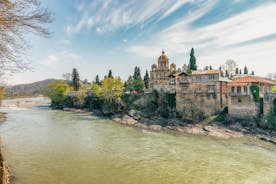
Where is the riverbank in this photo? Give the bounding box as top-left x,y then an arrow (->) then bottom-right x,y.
0,112 -> 10,184
62,108 -> 276,147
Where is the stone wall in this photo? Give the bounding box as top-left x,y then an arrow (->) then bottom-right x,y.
176,81 -> 228,118
228,95 -> 258,118
264,93 -> 276,116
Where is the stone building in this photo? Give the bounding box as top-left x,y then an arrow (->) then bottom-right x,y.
149,51 -> 229,117
175,70 -> 229,117
228,75 -> 276,119
149,51 -> 176,91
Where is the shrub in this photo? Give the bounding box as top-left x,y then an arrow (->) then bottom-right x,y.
46,81 -> 71,108
250,84 -> 260,102
267,111 -> 276,130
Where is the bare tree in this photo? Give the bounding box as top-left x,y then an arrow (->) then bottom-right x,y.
0,0 -> 53,75
62,73 -> 71,81
220,59 -> 238,78
267,73 -> 276,80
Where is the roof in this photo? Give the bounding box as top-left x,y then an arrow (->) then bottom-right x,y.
230,75 -> 275,86
158,51 -> 169,62
192,69 -> 220,75
174,72 -> 188,79
228,83 -> 248,87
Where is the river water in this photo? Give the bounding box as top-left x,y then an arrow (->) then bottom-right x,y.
0,99 -> 276,184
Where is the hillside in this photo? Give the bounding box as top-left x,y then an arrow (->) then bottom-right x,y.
4,79 -> 61,98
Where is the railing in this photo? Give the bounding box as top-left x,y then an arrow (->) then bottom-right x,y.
168,81 -> 176,85
179,79 -> 189,84
229,92 -> 249,96
207,90 -> 215,93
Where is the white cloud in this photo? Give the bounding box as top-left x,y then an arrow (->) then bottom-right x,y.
66,0 -> 207,34
41,50 -> 81,67
124,2 -> 276,76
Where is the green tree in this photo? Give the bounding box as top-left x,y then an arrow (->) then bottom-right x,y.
272,86 -> 276,93
108,69 -> 113,78
235,68 -> 239,75
125,67 -> 145,92
100,77 -> 124,114
46,81 -> 70,108
0,87 -> 4,104
100,77 -> 124,99
71,68 -> 80,91
144,70 -> 150,89
133,77 -> 145,92
188,48 -> 197,71
250,84 -> 260,102
95,75 -> 100,85
244,66 -> 248,74
125,76 -> 134,92
133,66 -> 141,80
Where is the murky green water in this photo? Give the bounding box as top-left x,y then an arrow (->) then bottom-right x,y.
0,106 -> 276,184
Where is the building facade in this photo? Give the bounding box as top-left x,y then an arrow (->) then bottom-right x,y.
149,52 -> 229,117
149,51 -> 176,91
228,76 -> 276,118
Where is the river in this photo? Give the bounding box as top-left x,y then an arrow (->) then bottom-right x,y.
0,98 -> 276,184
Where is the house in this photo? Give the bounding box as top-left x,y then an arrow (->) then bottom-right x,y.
228,75 -> 276,118
175,69 -> 229,117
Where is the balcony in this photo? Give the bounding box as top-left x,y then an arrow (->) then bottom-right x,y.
207,89 -> 215,94
179,79 -> 190,84
229,92 -> 249,96
168,81 -> 176,85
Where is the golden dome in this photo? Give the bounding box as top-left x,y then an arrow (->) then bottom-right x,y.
158,51 -> 169,62
152,64 -> 157,68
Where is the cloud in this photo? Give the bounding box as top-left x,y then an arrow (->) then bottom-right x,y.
41,50 -> 81,67
66,0 -> 205,34
123,2 -> 276,76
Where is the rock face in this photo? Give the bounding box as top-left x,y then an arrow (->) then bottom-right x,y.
112,115 -> 163,132
0,136 -> 11,184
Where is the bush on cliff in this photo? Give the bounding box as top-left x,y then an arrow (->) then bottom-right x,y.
267,112 -> 276,130
46,81 -> 71,109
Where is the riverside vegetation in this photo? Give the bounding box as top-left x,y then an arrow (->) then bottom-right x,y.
45,67 -> 276,144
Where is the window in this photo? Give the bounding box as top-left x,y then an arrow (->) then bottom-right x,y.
231,87 -> 235,93
243,86 -> 248,94
237,87 -> 241,94
209,75 -> 215,80
238,98 -> 242,103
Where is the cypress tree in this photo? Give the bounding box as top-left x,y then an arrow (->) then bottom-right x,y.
251,71 -> 255,75
235,68 -> 239,75
188,48 -> 197,71
71,68 -> 80,91
133,66 -> 141,80
95,75 -> 100,85
239,69 -> 242,74
244,66 -> 248,74
144,70 -> 150,89
108,69 -> 113,78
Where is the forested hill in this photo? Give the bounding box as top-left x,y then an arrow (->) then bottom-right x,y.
5,79 -> 60,98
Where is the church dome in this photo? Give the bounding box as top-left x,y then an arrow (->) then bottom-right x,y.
158,50 -> 169,69
158,51 -> 169,62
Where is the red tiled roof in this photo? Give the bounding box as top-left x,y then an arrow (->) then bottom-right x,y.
228,82 -> 248,87
230,76 -> 275,85
192,69 -> 220,75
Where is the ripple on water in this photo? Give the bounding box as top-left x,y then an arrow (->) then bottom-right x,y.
0,106 -> 276,184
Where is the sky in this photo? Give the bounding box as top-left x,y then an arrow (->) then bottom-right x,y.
6,0 -> 276,85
